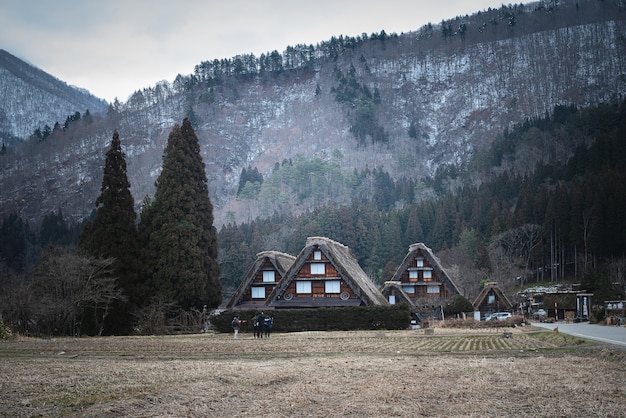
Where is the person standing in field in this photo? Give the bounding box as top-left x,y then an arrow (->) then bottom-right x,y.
255,312 -> 266,338
264,316 -> 273,338
231,316 -> 241,339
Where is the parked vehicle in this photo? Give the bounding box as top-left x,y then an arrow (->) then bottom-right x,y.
485,312 -> 512,321
533,309 -> 547,322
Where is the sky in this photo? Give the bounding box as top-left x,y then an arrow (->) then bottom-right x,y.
1,0 -> 507,103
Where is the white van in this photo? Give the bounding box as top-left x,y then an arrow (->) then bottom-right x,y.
485,312 -> 512,321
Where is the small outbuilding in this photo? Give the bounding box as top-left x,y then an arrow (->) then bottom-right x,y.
380,281 -> 416,309
473,282 -> 513,316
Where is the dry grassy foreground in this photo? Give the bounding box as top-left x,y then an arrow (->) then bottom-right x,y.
1,326 -> 625,417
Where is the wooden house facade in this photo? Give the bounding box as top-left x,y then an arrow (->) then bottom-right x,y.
225,251 -> 296,310
384,243 -> 461,312
472,282 -> 513,316
268,237 -> 388,308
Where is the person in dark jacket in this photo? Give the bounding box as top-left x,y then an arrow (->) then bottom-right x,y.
255,312 -> 266,338
264,316 -> 273,338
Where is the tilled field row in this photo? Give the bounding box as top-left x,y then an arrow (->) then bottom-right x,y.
1,328 -> 585,358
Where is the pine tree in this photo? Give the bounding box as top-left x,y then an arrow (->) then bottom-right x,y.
140,119 -> 221,310
79,130 -> 139,333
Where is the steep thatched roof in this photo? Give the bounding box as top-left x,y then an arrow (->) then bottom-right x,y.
392,242 -> 462,295
268,236 -> 388,307
473,282 -> 513,311
224,250 -> 296,309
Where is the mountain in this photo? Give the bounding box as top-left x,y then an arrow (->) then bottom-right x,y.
1,0 -> 625,227
0,49 -> 107,142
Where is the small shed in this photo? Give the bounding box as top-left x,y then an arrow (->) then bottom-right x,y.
380,281 -> 416,309
473,282 -> 513,316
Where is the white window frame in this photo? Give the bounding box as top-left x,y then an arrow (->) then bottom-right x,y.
423,270 -> 432,279
427,285 -> 440,294
310,263 -> 325,275
402,285 -> 415,294
409,270 -> 418,279
325,280 -> 340,294
296,281 -> 312,294
389,295 -> 396,305
262,271 -> 275,283
416,258 -> 424,267
251,287 -> 266,299
313,250 -> 322,260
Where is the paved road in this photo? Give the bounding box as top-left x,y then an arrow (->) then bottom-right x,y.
531,321 -> 626,347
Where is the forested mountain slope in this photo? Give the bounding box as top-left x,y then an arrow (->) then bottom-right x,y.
1,0 -> 625,228
0,49 -> 107,142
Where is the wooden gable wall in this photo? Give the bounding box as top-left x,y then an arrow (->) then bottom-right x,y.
397,248 -> 454,300
282,245 -> 354,301
240,258 -> 283,304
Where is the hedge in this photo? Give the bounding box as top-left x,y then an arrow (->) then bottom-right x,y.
211,304 -> 412,334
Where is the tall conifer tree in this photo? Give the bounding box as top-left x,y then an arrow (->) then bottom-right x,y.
140,119 -> 221,309
79,131 -> 139,333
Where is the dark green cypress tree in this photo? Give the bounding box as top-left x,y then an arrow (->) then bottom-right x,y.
140,119 -> 221,309
79,130 -> 140,334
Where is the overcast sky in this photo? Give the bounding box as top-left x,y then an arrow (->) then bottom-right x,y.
1,0 -> 507,103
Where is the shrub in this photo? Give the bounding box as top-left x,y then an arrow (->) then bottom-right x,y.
0,319 -> 12,339
443,295 -> 474,316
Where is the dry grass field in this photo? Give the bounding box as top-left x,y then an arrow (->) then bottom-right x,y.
1,326 -> 625,417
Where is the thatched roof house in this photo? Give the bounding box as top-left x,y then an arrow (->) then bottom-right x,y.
388,243 -> 461,311
225,251 -> 296,310
473,282 -> 513,314
267,237 -> 388,308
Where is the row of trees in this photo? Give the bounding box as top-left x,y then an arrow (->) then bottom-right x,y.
121,0 -> 623,114
0,119 -> 221,335
30,109 -> 94,141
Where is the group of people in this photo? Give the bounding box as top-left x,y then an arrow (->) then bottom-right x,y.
231,311 -> 273,339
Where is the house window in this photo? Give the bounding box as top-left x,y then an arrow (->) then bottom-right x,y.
427,285 -> 440,294
389,295 -> 396,305
296,281 -> 312,294
488,294 -> 495,304
402,285 -> 415,294
416,258 -> 424,267
423,270 -> 432,280
409,270 -> 418,279
313,250 -> 322,260
251,287 -> 265,299
262,271 -> 275,283
325,280 -> 340,293
311,263 -> 325,275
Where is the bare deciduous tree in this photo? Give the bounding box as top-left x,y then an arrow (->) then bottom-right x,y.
30,247 -> 125,336
490,224 -> 542,286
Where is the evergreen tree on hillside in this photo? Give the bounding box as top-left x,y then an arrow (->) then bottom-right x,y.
79,131 -> 140,333
40,208 -> 71,246
140,119 -> 221,310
